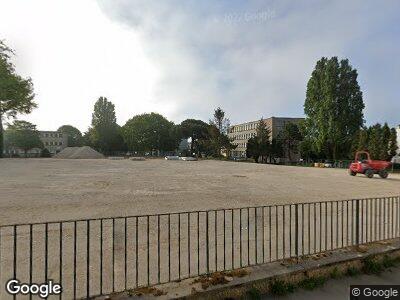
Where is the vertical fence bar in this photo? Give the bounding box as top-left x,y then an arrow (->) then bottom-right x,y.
100,219 -> 103,295
87,220 -> 90,299
136,217 -> 139,287
289,205 -> 292,257
325,202 -> 327,251
215,211 -> 218,271
319,203 -> 322,252
247,208 -> 250,266
206,211 -> 209,273
29,224 -> 33,300
309,204 -> 311,254
188,213 -> 190,277
314,203 -> 316,253
255,208 -> 258,264
112,218 -> 115,292
262,207 -> 265,262
239,209 -> 242,267
295,204 -> 299,259
282,206 -> 285,259
157,215 -> 160,283
59,223 -> 63,300
73,221 -> 77,300
302,204 -> 304,256
45,223 -> 48,283
269,207 -> 272,262
178,214 -> 181,279
223,210 -> 226,270
276,206 -> 279,261
147,215 -> 150,286
198,212 -> 200,274
164,215 -> 169,282
356,199 -> 360,245
231,209 -> 234,269
124,218 -> 127,290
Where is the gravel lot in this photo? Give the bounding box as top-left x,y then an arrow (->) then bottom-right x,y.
0,158 -> 399,225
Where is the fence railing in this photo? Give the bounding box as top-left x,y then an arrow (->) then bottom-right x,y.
0,196 -> 399,299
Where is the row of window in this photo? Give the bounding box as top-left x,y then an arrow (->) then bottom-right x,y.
41,132 -> 63,138
44,141 -> 62,146
232,132 -> 256,140
231,122 -> 258,133
233,142 -> 247,148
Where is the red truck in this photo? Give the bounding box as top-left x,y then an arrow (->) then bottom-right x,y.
349,151 -> 391,178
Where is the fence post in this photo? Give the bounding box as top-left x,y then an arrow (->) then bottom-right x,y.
295,204 -> 299,260
355,199 -> 360,245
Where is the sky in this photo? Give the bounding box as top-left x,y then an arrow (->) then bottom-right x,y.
0,0 -> 399,132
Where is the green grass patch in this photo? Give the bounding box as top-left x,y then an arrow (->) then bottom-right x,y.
346,266 -> 361,277
363,256 -> 384,274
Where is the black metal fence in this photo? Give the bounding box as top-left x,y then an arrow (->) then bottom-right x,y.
0,196 -> 399,299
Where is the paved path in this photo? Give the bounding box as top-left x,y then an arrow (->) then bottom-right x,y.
263,266 -> 400,299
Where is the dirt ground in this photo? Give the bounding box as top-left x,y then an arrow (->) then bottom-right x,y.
0,158 -> 399,225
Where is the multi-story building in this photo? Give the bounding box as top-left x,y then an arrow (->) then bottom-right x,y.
39,131 -> 68,155
228,117 -> 304,158
3,130 -> 68,157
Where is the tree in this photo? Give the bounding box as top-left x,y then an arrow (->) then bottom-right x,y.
245,118 -> 271,163
256,118 -> 270,163
246,136 -> 260,162
389,128 -> 398,159
122,113 -> 179,153
208,107 -> 234,157
5,120 -> 42,157
58,125 -> 83,147
179,119 -> 210,156
0,40 -> 36,157
279,123 -> 302,161
89,97 -> 124,154
368,124 -> 383,159
381,123 -> 391,160
303,57 -> 365,159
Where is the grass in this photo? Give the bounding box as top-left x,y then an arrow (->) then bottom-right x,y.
299,276 -> 327,290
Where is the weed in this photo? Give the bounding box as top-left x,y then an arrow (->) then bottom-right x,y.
363,256 -> 383,274
269,280 -> 295,295
382,255 -> 395,268
330,267 -> 341,279
246,287 -> 261,300
299,276 -> 327,290
346,266 -> 361,277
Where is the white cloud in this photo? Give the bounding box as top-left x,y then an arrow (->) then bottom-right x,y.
0,0 -> 160,131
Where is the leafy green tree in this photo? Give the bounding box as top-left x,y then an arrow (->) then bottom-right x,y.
368,124 -> 383,159
245,118 -> 271,163
5,120 -> 42,157
122,113 -> 179,153
89,97 -> 124,154
303,57 -> 365,159
279,123 -> 302,161
256,118 -> 270,163
246,136 -> 260,162
0,40 -> 36,157
179,119 -> 210,156
58,125 -> 83,147
381,123 -> 391,160
389,128 -> 398,158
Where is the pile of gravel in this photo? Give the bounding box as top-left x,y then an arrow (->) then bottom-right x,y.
54,146 -> 104,159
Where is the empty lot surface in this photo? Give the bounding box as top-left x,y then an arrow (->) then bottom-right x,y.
0,158 -> 399,225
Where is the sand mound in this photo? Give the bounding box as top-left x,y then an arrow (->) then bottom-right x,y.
54,146 -> 104,159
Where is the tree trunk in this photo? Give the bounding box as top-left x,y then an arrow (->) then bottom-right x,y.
0,113 -> 3,158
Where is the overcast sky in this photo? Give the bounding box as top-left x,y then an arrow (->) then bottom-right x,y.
1,0 -> 399,131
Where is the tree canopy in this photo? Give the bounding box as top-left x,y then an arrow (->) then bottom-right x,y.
278,122 -> 302,161
303,57 -> 365,159
58,125 -> 83,147
179,119 -> 210,156
122,112 -> 179,153
4,120 -> 42,156
88,97 -> 125,154
0,40 -> 36,157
